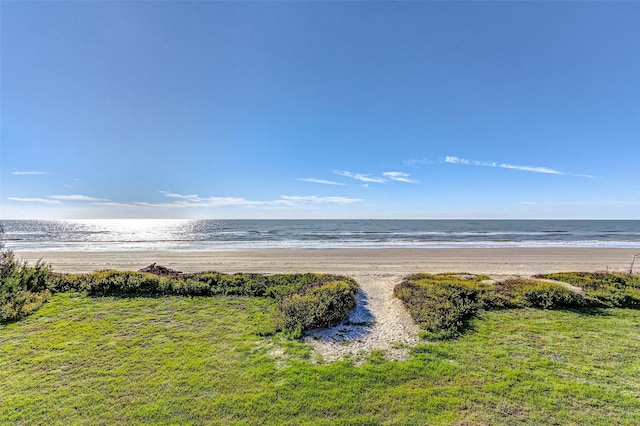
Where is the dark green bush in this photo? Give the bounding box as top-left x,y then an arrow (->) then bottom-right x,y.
394,274 -> 500,340
179,272 -> 335,299
263,273 -> 329,300
1,289 -> 50,323
182,273 -> 268,297
47,273 -> 87,293
1,251 -> 50,294
495,279 -> 587,309
82,270 -> 161,295
0,233 -> 52,323
274,277 -> 358,334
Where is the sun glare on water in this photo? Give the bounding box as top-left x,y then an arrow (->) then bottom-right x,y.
66,219 -> 197,242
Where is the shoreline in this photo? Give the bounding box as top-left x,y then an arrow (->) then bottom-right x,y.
15,247 -> 639,276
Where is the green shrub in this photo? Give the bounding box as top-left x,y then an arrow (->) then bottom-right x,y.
47,273 -> 86,293
274,277 -> 358,334
394,274 -> 496,339
263,273 -> 328,300
181,272 -> 334,299
78,270 -> 162,296
1,289 -> 50,323
495,279 -> 587,309
0,224 -> 50,324
541,272 -> 640,308
0,229 -> 53,324
1,252 -> 51,293
166,277 -> 210,296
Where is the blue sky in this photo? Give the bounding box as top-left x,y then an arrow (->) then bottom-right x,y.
1,1 -> 639,219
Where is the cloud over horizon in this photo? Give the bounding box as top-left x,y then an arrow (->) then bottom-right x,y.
7,191 -> 363,214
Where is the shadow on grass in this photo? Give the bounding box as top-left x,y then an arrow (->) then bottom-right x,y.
86,292 -> 207,299
305,290 -> 374,342
558,306 -> 612,317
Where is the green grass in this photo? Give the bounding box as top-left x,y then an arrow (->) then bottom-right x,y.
1,292 -> 639,425
4,266 -> 358,335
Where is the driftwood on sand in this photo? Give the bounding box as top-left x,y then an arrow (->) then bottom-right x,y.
139,263 -> 182,277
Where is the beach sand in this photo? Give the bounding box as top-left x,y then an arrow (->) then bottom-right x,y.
16,248 -> 638,362
16,247 -> 638,275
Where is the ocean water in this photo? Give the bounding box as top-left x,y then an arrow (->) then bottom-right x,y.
2,219 -> 639,251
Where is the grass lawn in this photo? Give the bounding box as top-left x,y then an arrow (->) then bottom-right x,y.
1,293 -> 639,425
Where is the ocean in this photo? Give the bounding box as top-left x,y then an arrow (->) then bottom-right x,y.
2,219 -> 639,251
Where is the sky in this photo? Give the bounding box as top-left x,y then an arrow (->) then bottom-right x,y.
1,1 -> 639,220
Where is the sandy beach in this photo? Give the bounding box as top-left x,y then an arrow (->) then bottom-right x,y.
16,247 -> 637,361
16,247 -> 639,276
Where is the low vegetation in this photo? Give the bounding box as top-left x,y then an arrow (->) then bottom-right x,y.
394,273 -> 499,340
494,278 -> 587,309
274,277 -> 358,337
0,225 -> 52,323
395,272 -> 636,340
540,272 -> 640,308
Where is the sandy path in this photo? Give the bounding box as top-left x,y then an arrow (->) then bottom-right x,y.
305,273 -> 419,362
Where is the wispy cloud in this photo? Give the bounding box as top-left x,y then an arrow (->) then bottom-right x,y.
383,171 -> 418,183
403,157 -> 435,166
278,195 -> 362,205
334,170 -> 386,183
444,156 -> 592,177
12,171 -> 48,175
93,192 -> 362,210
8,197 -> 60,204
94,201 -> 136,208
10,194 -> 108,204
327,170 -> 418,185
8,191 -> 363,213
298,178 -> 345,186
133,194 -> 265,209
49,194 -> 108,202
161,192 -> 204,202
